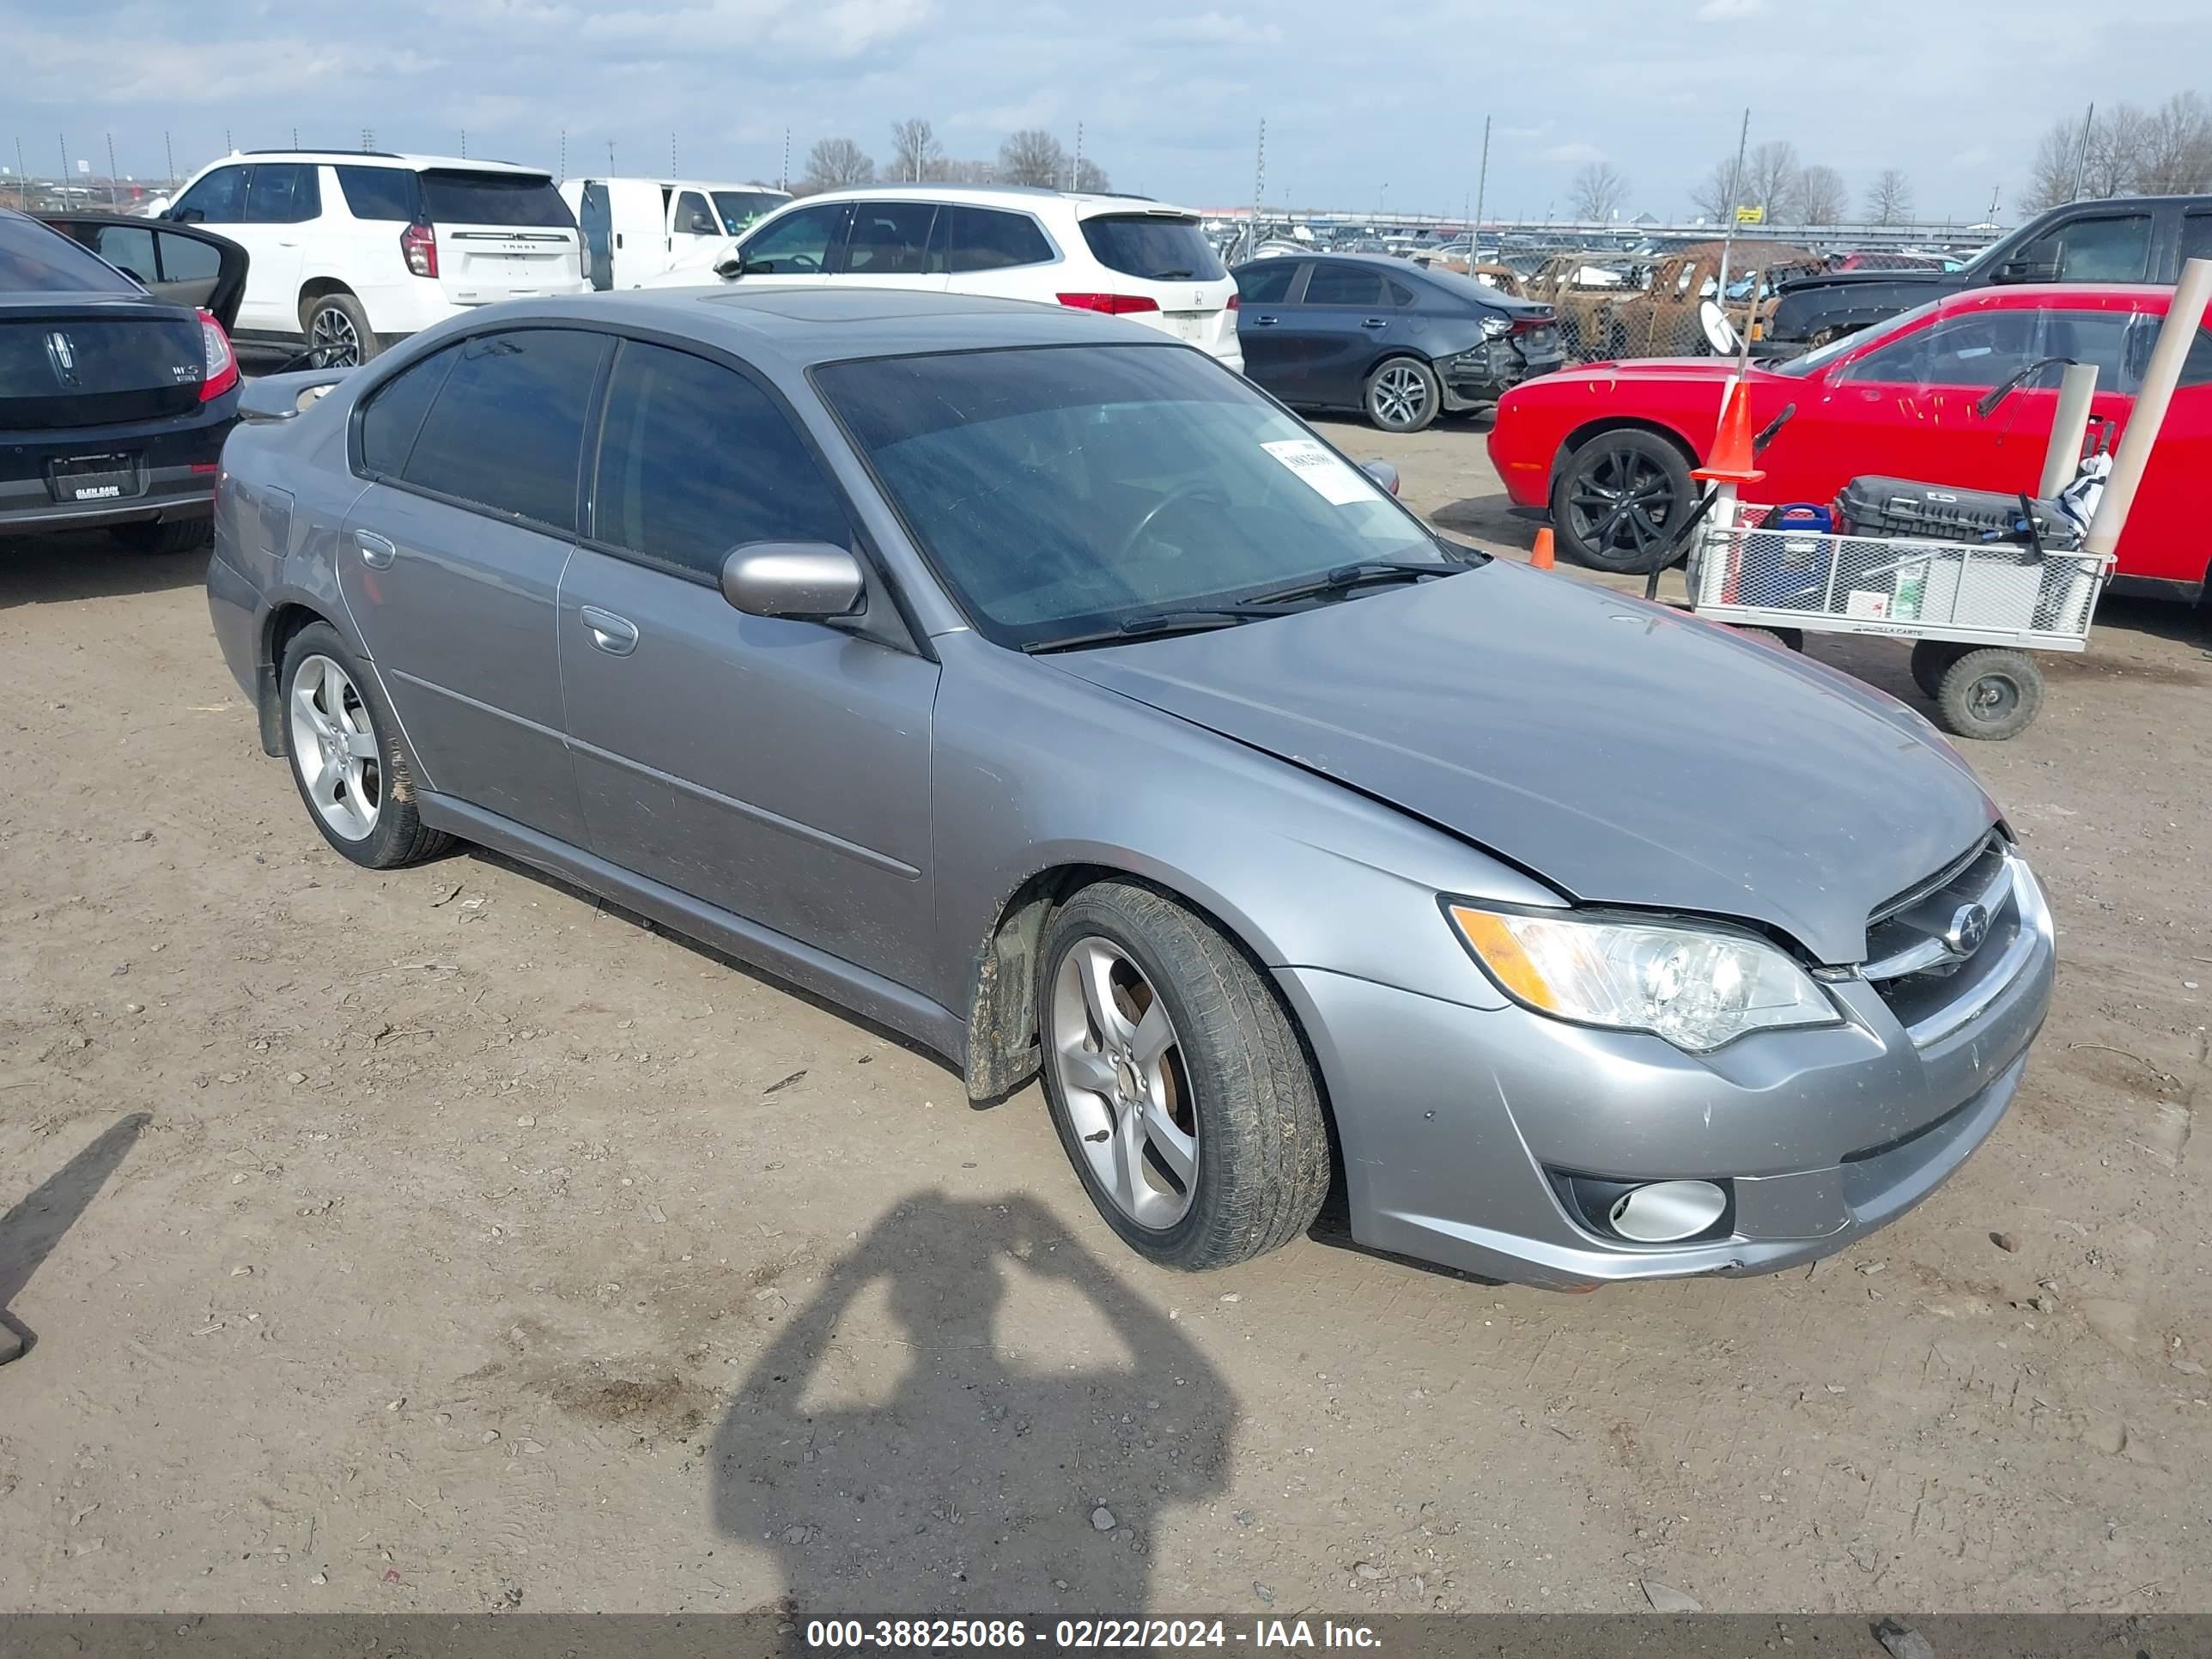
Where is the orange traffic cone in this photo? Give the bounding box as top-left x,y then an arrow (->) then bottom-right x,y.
1529,526 -> 1556,570
1691,377 -> 1766,487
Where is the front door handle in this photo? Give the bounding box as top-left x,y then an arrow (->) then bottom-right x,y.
580,605 -> 639,656
1360,317 -> 1389,330
354,530 -> 396,568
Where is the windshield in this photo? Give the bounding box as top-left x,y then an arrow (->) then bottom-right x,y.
712,190 -> 789,234
816,344 -> 1446,650
1771,299 -> 1943,377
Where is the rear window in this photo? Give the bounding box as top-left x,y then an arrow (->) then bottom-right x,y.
0,213 -> 140,294
337,166 -> 421,222
1079,214 -> 1225,283
417,170 -> 575,229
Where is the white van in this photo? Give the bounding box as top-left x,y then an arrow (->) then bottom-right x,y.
559,177 -> 793,291
163,150 -> 586,364
655,184 -> 1243,373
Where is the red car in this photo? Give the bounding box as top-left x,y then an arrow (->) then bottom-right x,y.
1489,283 -> 2212,601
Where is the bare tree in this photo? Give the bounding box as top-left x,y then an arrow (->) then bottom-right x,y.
997,129 -> 1066,188
1569,161 -> 1628,222
1741,140 -> 1803,223
1073,156 -> 1110,193
1689,156 -> 1748,223
2027,117 -> 2086,209
798,137 -> 873,194
887,118 -> 945,184
940,157 -> 997,185
1796,163 -> 1848,225
2137,91 -> 2212,194
1865,167 -> 1914,224
2081,104 -> 2150,198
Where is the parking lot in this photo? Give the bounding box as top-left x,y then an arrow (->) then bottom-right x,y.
1,412 -> 2208,1618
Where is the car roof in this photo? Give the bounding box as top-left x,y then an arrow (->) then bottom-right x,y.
786,182 -> 1192,218
1939,281 -> 2178,314
483,285 -> 1177,371
213,150 -> 551,176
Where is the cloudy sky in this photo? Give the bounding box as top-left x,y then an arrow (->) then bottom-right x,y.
6,0 -> 2208,223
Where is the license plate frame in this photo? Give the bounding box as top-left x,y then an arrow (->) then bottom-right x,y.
48,451 -> 145,505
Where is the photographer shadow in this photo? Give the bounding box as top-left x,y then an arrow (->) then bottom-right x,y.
713,1191 -> 1234,1621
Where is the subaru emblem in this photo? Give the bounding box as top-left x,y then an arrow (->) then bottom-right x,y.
1943,902 -> 1990,959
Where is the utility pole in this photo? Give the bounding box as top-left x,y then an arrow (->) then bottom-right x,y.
1986,182 -> 2001,223
164,131 -> 174,186
1714,106 -> 1752,324
607,139 -> 616,172
1252,117 -> 1266,257
558,127 -> 566,183
58,134 -> 69,191
225,128 -> 233,154
671,131 -> 678,174
459,129 -> 467,159
1073,120 -> 1083,191
291,126 -> 299,149
361,128 -> 374,153
106,132 -> 118,205
15,137 -> 27,194
781,127 -> 790,192
2070,102 -> 2095,201
1473,115 -> 1492,248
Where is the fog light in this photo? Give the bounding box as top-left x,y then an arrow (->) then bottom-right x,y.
1607,1180 -> 1729,1243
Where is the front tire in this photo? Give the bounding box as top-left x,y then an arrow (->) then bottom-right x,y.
1364,356 -> 1440,434
110,516 -> 212,555
301,290 -> 381,368
1036,880 -> 1330,1271
1552,427 -> 1694,574
279,622 -> 448,867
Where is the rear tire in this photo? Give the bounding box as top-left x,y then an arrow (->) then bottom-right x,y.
278,622 -> 449,867
110,517 -> 212,555
1734,624 -> 1803,652
1363,356 -> 1440,433
1910,640 -> 1971,699
1036,880 -> 1331,1271
1935,647 -> 2042,741
301,289 -> 381,368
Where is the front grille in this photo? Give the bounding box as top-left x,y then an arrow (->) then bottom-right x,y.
1861,833 -> 2032,1046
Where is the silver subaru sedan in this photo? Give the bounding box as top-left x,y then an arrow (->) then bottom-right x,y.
205,288 -> 2052,1288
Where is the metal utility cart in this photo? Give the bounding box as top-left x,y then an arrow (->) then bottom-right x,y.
1684,505 -> 2116,740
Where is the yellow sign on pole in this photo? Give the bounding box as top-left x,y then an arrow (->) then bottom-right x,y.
1735,204 -> 1765,224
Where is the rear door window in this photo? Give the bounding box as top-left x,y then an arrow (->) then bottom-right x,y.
1232,262 -> 1297,305
1304,264 -> 1387,307
244,163 -> 320,224
0,214 -> 139,292
357,347 -> 459,477
2014,213 -> 2154,282
946,207 -> 1054,272
2041,310 -> 2136,395
336,166 -> 420,222
1078,215 -> 1224,282
2182,213 -> 2212,266
169,165 -> 248,225
417,170 -> 574,228
397,329 -> 608,530
82,223 -> 159,285
591,340 -> 850,580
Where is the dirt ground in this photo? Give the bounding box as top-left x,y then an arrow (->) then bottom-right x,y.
2,413 -> 2208,1620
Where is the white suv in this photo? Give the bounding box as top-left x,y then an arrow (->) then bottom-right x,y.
163,150 -> 586,365
653,185 -> 1243,372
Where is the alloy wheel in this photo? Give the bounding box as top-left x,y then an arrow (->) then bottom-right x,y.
1566,446 -> 1679,562
1048,937 -> 1198,1231
309,305 -> 362,368
288,654 -> 381,841
1369,363 -> 1431,430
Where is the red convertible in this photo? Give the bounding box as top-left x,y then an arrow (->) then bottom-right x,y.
1488,283 -> 2211,601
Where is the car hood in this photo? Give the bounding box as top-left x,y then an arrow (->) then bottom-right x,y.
1775,266 -> 1948,295
1045,563 -> 1996,964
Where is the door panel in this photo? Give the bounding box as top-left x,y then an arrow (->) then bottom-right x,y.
1291,264 -> 1395,405
338,482 -> 587,844
1231,261 -> 1302,388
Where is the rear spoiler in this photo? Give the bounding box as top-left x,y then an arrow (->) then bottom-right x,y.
239,368 -> 352,424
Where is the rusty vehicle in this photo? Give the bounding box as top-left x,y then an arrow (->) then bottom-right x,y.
1605,240 -> 1814,357
1523,252 -> 1643,358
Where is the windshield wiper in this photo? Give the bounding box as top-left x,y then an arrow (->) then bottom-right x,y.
1023,605 -> 1300,653
1244,559 -> 1467,606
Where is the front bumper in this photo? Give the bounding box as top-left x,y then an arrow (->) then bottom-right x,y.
1275,866 -> 2054,1288
0,392 -> 234,535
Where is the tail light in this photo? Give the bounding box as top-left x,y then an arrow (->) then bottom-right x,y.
1226,292 -> 1240,311
401,222 -> 438,278
197,308 -> 239,403
1056,293 -> 1161,315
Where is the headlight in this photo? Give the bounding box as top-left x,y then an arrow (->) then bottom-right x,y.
1444,903 -> 1837,1052
1480,314 -> 1513,340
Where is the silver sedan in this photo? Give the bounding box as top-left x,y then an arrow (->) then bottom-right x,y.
205,289 -> 2052,1285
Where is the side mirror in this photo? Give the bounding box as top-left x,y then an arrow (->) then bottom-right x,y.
714,251 -> 746,280
1359,459 -> 1401,497
720,542 -> 865,621
169,208 -> 202,224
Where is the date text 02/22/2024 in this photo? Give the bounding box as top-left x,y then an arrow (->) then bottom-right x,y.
803,1618 -> 1385,1650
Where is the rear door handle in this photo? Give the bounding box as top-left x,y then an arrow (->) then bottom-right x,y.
580,605 -> 639,656
1360,317 -> 1389,330
354,530 -> 396,568
1250,313 -> 1279,326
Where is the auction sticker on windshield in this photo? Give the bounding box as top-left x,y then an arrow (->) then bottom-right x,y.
1261,438 -> 1376,506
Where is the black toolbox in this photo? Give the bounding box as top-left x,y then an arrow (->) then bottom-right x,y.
1835,477 -> 2083,550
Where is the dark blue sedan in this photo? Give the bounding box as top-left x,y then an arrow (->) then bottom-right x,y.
1231,253 -> 1564,432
